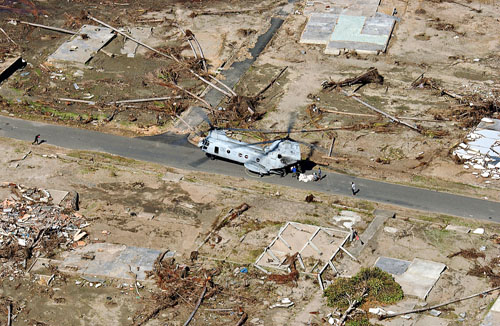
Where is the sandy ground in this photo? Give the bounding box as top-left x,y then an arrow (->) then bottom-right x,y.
1,137 -> 500,325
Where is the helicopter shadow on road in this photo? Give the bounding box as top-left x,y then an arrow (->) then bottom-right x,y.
137,132 -> 192,147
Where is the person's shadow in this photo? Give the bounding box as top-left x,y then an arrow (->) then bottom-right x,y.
353,189 -> 360,195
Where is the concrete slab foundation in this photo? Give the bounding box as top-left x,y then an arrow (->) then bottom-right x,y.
121,26 -> 152,57
32,243 -> 164,281
374,256 -> 411,275
395,258 -> 446,300
300,1 -> 397,54
414,315 -> 449,326
47,25 -> 115,65
482,295 -> 500,326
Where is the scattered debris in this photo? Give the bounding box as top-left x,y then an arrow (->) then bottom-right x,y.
453,118 -> 500,180
448,249 -> 485,260
0,183 -> 88,277
322,68 -> 384,91
381,286 -> 500,320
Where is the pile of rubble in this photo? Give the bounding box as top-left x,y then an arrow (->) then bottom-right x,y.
0,183 -> 88,277
453,118 -> 500,180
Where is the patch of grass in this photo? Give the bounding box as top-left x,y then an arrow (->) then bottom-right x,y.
67,150 -> 136,166
294,218 -> 321,226
29,102 -> 80,121
80,166 -> 98,174
417,214 -> 480,228
346,318 -> 372,326
241,220 -> 282,234
355,201 -> 375,212
248,248 -> 263,261
324,267 -> 403,310
423,228 -> 452,251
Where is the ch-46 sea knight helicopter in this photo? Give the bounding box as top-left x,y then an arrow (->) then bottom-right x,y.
196,117 -> 326,177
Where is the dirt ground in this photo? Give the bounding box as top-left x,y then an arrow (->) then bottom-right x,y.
1,137 -> 500,326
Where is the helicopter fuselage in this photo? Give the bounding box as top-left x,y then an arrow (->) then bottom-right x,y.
198,129 -> 301,175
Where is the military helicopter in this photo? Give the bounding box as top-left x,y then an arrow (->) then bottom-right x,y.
196,117 -> 326,177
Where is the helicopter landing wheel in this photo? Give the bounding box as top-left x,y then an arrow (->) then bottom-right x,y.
279,169 -> 286,177
207,154 -> 216,160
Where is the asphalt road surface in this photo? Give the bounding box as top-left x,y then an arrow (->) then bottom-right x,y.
1,116 -> 499,222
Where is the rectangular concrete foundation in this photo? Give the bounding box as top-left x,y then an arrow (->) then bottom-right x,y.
48,25 -> 115,65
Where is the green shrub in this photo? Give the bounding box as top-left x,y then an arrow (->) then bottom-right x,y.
324,267 -> 403,309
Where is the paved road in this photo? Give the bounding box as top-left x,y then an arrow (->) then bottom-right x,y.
1,116 -> 499,222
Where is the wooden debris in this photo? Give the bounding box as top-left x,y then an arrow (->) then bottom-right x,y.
8,150 -> 31,163
183,282 -> 208,326
19,21 -> 76,35
0,27 -> 18,47
236,311 -> 248,326
197,203 -> 250,250
380,286 -> 500,320
322,68 -> 384,91
267,253 -> 299,285
88,15 -> 234,98
340,90 -> 421,133
337,289 -> 368,325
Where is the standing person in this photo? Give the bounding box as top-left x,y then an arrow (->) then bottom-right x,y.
351,181 -> 357,195
318,167 -> 322,179
291,165 -> 297,178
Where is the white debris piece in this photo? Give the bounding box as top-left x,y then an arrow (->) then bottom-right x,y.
369,307 -> 387,316
473,228 -> 485,235
384,226 -> 399,234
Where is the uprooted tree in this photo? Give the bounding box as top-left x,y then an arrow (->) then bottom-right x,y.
324,267 -> 403,326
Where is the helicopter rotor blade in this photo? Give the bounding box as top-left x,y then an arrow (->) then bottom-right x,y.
295,139 -> 328,154
287,113 -> 297,138
235,139 -> 278,147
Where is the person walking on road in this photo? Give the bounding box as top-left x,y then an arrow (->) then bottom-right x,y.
351,182 -> 358,195
32,134 -> 41,145
318,167 -> 322,179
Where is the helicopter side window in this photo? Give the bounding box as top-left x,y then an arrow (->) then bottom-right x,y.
256,158 -> 260,162
238,153 -> 242,157
214,146 -> 219,154
245,155 -> 248,159
227,149 -> 230,154
278,154 -> 282,159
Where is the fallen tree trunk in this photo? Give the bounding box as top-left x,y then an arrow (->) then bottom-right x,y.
183,283 -> 208,326
322,68 -> 384,90
341,90 -> 421,133
380,286 -> 500,320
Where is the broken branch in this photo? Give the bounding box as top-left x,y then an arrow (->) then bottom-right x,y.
255,66 -> 288,99
380,286 -> 500,320
183,282 -> 208,326
340,90 -> 421,133
19,21 -> 76,35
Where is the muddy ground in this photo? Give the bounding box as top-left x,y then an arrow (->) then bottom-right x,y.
1,137 -> 500,326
